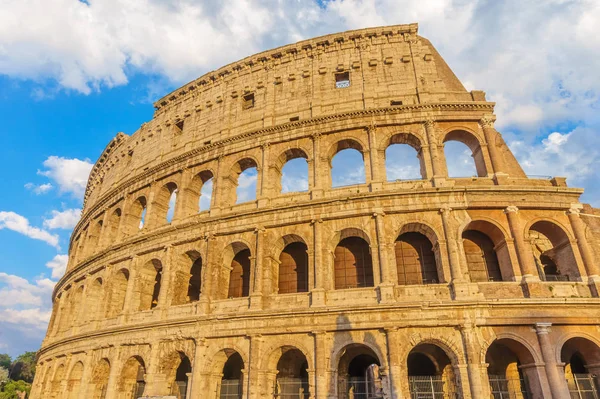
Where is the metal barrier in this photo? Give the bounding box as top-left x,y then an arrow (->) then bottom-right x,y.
274,377 -> 309,398
488,375 -> 529,398
568,373 -> 599,399
408,376 -> 457,399
220,379 -> 242,399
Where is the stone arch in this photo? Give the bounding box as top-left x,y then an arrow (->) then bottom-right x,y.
407,340 -> 460,398
485,337 -> 540,398
151,181 -> 178,226
105,207 -> 122,246
117,356 -> 146,399
334,342 -> 384,399
89,358 -> 111,399
85,277 -> 104,322
186,169 -> 215,215
265,345 -> 312,399
462,219 -> 514,282
209,348 -> 246,399
274,148 -> 310,194
159,350 -> 193,399
137,259 -> 163,311
327,138 -> 367,188
526,219 -> 580,281
331,228 -> 374,290
443,129 -> 488,177
224,156 -> 259,206
560,335 -> 600,396
49,362 -> 66,399
276,236 -> 309,294
86,217 -> 104,257
126,195 -> 147,234
56,288 -> 73,333
106,268 -> 129,318
217,241 -> 252,300
384,132 -> 427,181
69,284 -> 85,327
394,224 -> 440,285
65,360 -> 84,399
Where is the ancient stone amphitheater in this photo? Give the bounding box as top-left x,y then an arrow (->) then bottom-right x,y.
31,24 -> 600,399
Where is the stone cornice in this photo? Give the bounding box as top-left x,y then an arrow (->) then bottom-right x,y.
78,102 -> 495,233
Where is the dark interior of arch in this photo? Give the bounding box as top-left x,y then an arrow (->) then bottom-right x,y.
408,344 -> 451,376
334,237 -> 374,289
462,230 -> 502,282
175,355 -> 192,382
348,354 -> 380,377
277,349 -> 309,378
395,232 -> 438,285
228,249 -> 251,298
279,242 -> 309,294
188,257 -> 202,302
223,353 -> 244,380
408,353 -> 437,376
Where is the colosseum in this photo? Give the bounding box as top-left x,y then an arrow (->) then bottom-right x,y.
31,23 -> 600,399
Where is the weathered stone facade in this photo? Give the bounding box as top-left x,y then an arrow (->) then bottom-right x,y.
31,24 -> 600,399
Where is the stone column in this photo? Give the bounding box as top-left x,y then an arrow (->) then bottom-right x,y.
250,227 -> 265,309
199,234 -> 214,314
156,245 -> 173,310
504,207 -> 539,278
174,168 -> 195,219
189,338 -> 208,398
313,331 -> 331,399
424,120 -> 444,183
374,211 -> 395,302
257,143 -> 270,207
143,342 -> 170,396
384,328 -> 406,399
311,219 -> 326,306
122,257 -> 138,314
247,334 -> 264,399
567,208 -> 600,281
104,349 -> 121,399
459,324 -> 487,398
77,353 -> 94,399
311,133 -> 325,199
439,207 -> 464,283
479,115 -> 506,176
535,323 -> 570,398
367,125 -> 384,191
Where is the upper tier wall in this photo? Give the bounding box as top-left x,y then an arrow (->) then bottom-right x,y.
83,23 -> 484,211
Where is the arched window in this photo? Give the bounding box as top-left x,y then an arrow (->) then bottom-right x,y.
171,354 -> 192,399
395,232 -> 439,285
86,219 -> 103,255
275,348 -> 309,398
228,249 -> 251,298
199,176 -> 213,212
408,344 -> 457,397
106,208 -> 121,245
561,337 -> 600,396
106,269 -> 128,318
188,256 -> 202,302
385,134 -> 425,181
66,361 -> 84,399
84,278 -> 103,322
89,359 -> 110,399
334,237 -> 374,289
443,130 -> 487,178
167,189 -> 177,223
486,339 -> 535,398
278,242 -> 309,294
337,343 -> 383,398
119,357 -> 146,399
281,157 -> 309,193
462,230 -> 503,282
234,158 -> 258,204
330,139 -> 366,188
529,221 -> 579,281
138,260 -> 162,311
126,196 -> 147,233
50,364 -> 66,399
220,352 -> 244,399
152,182 -> 178,225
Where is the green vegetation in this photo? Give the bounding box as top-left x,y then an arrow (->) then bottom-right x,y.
0,352 -> 36,399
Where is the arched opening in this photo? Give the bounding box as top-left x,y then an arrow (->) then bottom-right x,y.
385,134 -> 425,181
395,232 -> 439,285
220,351 -> 244,399
169,353 -> 192,399
70,285 -> 85,327
127,196 -> 147,233
85,278 -> 104,322
152,182 -> 178,225
89,359 -> 110,399
49,364 -> 66,399
337,344 -> 383,399
278,242 -> 309,294
486,339 -> 535,398
279,149 -> 309,193
118,356 -> 146,399
561,337 -> 600,397
167,188 -> 178,223
407,343 -> 457,397
57,289 -> 72,334
529,221 -> 580,281
138,259 -> 162,311
228,248 -> 251,298
86,219 -> 103,256
188,254 -> 202,303
443,130 -> 487,178
334,236 -> 374,289
106,269 -> 129,318
187,170 -> 214,214
66,361 -> 84,399
274,348 -> 309,399
234,158 -> 258,204
463,230 -> 503,282
106,208 -> 122,245
331,140 -> 366,188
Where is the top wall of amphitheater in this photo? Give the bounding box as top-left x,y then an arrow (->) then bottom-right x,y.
81,23 -> 487,214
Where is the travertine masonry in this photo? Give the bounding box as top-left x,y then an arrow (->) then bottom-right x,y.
31,24 -> 600,399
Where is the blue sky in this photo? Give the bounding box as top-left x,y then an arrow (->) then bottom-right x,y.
1,0 -> 599,357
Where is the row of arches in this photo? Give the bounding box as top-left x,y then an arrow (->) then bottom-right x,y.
72,127 -> 497,266
51,217 -> 584,337
36,335 -> 600,398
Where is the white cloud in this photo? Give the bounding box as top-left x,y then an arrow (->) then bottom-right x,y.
24,182 -> 53,195
43,208 -> 81,230
0,272 -> 55,327
37,156 -> 93,199
0,211 -> 60,248
45,255 -> 68,280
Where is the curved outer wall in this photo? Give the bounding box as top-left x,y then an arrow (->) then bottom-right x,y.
32,24 -> 600,399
